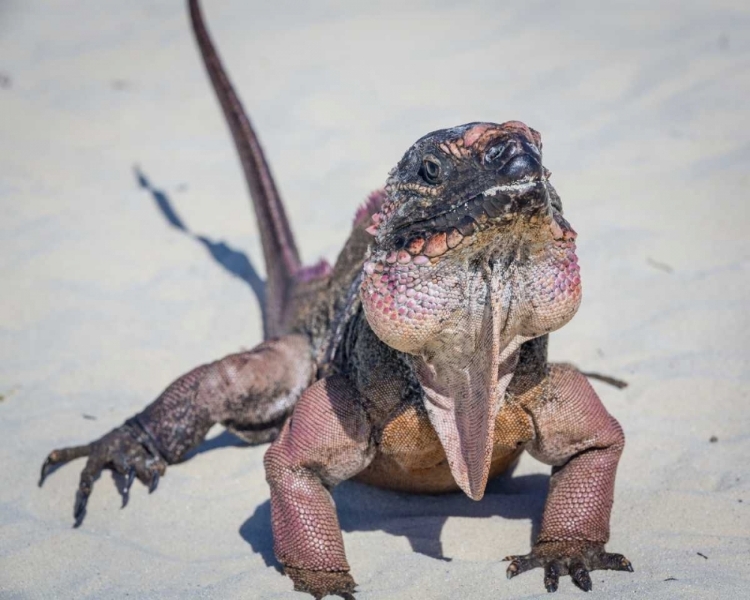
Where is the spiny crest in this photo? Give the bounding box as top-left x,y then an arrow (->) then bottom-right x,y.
353,189 -> 387,229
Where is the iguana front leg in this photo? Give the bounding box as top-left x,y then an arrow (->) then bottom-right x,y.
505,364 -> 633,592
40,334 -> 313,526
264,376 -> 375,599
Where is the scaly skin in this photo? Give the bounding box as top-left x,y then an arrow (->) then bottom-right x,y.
39,1 -> 632,597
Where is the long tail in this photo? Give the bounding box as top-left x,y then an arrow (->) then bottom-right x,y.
188,0 -> 301,339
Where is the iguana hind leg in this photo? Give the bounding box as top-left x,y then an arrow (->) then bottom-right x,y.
40,334 -> 314,526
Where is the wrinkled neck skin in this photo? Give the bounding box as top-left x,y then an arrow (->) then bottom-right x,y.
360,191 -> 581,500
411,253 -> 526,502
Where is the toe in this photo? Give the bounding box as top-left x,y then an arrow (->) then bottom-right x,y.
570,563 -> 592,592
603,553 -> 633,572
505,554 -> 540,579
544,562 -> 560,592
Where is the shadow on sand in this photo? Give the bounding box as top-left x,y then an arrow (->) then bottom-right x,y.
134,166 -> 266,316
239,469 -> 548,572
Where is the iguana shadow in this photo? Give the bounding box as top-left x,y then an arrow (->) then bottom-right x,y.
239,469 -> 548,572
134,167 -> 266,315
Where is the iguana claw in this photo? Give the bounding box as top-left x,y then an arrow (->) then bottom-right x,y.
504,540 -> 633,592
40,423 -> 167,527
121,466 -> 136,508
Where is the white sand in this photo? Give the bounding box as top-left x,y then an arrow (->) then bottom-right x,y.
1,1 -> 749,598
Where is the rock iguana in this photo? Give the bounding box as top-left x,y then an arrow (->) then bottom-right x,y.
40,1 -> 633,597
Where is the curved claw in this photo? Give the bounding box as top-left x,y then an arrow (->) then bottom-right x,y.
73,487 -> 90,528
148,471 -> 160,494
121,467 -> 136,508
39,445 -> 92,487
570,563 -> 592,592
39,457 -> 52,487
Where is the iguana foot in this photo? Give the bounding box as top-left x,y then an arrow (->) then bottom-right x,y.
39,420 -> 166,526
284,566 -> 356,599
504,540 -> 633,592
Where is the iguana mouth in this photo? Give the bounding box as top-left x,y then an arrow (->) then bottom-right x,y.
393,173 -> 548,232
477,177 -> 542,199
369,176 -> 553,264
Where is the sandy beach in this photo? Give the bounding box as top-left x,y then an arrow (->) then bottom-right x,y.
1,0 -> 749,598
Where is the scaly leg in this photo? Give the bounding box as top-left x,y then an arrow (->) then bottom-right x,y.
505,364 -> 633,592
40,334 -> 313,526
264,376 -> 375,599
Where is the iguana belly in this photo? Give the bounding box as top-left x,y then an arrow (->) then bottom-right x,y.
354,401 -> 534,494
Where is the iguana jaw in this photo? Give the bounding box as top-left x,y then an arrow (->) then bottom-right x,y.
372,176 -> 544,244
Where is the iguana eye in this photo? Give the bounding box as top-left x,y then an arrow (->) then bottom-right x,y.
419,155 -> 442,185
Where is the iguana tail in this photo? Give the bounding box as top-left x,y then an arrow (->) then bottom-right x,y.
188,0 -> 301,339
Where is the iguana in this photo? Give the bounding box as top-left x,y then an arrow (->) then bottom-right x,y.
39,1 -> 633,597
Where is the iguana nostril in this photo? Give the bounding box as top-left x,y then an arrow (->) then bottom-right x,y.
484,136 -> 541,175
484,142 -> 505,164
484,139 -> 519,166
501,154 -> 539,180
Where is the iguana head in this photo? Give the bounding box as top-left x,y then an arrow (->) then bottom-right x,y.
360,121 -> 581,499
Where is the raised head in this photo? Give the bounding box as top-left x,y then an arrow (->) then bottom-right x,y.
361,121 -> 581,499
